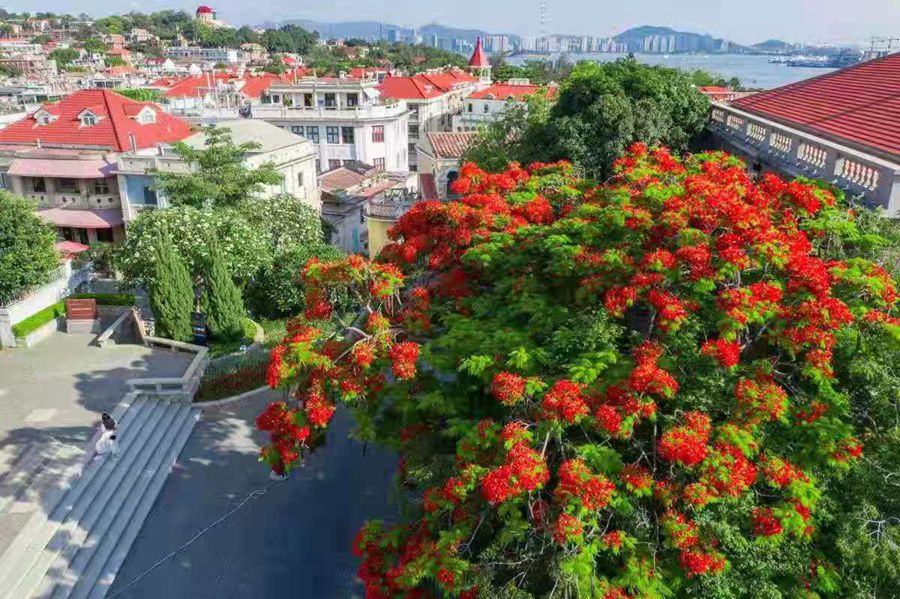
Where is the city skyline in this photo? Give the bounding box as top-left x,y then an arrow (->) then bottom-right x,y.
1,0 -> 899,45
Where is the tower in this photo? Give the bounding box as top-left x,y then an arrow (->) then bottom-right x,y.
468,37 -> 491,85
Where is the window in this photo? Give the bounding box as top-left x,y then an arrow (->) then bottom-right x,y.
483,104 -> 489,113
141,186 -> 158,206
81,113 -> 96,126
297,172 -> 304,187
95,228 -> 113,243
328,159 -> 341,170
271,94 -> 280,104
346,93 -> 359,107
291,125 -> 302,134
92,179 -> 111,195
324,93 -> 336,108
305,126 -> 320,143
373,157 -> 385,170
409,124 -> 419,137
341,127 -> 354,144
360,208 -> 365,224
326,126 -> 339,144
31,178 -> 46,193
467,103 -> 473,113
372,125 -> 384,143
58,178 -> 78,193
138,110 -> 156,124
303,93 -> 314,107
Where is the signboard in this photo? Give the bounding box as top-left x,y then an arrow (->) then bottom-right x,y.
191,311 -> 208,346
65,298 -> 97,321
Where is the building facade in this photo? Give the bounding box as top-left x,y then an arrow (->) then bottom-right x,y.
116,119 -> 319,222
452,80 -> 557,132
706,54 -> 900,216
254,77 -> 410,174
0,89 -> 194,244
377,69 -> 478,171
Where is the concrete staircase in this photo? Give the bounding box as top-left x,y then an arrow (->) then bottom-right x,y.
0,394 -> 200,599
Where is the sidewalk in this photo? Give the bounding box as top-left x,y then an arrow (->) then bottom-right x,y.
110,391 -> 397,598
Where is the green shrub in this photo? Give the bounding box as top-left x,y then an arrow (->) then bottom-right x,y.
12,301 -> 65,337
69,292 -> 136,306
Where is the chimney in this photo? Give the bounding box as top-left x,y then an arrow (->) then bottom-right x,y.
128,133 -> 137,152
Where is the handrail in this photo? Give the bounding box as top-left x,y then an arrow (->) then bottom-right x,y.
127,335 -> 209,402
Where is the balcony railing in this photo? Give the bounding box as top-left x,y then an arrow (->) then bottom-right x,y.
252,103 -> 407,121
707,102 -> 900,215
365,199 -> 417,220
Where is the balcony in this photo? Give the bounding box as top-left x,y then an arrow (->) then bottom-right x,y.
251,102 -> 408,122
365,198 -> 417,222
708,103 -> 900,215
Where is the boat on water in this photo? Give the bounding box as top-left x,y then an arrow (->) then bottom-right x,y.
785,49 -> 863,69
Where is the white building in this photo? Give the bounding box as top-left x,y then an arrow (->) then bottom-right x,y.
116,119 -> 319,221
253,76 -> 410,174
452,80 -> 558,132
377,69 -> 479,171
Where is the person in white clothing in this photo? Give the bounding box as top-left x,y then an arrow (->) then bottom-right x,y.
95,431 -> 119,459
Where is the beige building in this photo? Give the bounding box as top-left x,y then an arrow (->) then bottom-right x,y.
416,131 -> 476,201
116,119 -> 319,221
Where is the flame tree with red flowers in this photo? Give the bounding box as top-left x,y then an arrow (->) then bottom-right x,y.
257,145 -> 900,598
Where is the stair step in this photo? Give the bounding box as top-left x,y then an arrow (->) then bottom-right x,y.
0,396 -> 152,598
41,402 -> 191,599
0,443 -> 54,516
0,397 -> 159,599
82,408 -> 200,599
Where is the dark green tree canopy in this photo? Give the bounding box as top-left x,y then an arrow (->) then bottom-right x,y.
0,192 -> 59,304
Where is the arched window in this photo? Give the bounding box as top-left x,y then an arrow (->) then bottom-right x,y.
446,170 -> 459,198
81,113 -> 96,126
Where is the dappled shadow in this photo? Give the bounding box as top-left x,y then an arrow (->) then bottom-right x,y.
109,392 -> 398,598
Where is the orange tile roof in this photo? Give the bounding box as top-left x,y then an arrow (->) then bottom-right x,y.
426,131 -> 476,159
731,53 -> 900,161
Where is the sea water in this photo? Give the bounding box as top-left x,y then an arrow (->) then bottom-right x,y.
509,52 -> 837,90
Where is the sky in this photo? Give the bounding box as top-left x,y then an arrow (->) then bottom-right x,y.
8,0 -> 900,45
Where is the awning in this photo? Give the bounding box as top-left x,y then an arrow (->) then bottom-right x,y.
37,208 -> 124,229
419,173 -> 439,201
56,240 -> 90,253
8,157 -> 117,179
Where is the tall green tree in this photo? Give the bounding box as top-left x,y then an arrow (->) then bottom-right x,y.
200,239 -> 245,340
148,234 -> 194,341
150,126 -> 282,208
0,192 -> 59,304
465,58 -> 710,179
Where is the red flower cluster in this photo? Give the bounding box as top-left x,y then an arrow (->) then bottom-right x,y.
553,513 -> 584,544
555,458 -> 616,510
542,379 -> 589,423
701,338 -> 741,368
481,441 -> 549,505
628,341 -> 679,397
491,372 -> 527,405
751,507 -> 784,537
658,411 -> 711,467
390,341 -> 420,380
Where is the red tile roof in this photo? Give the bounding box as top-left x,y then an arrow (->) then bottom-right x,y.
731,53 -> 900,161
196,5 -> 213,14
426,131 -> 476,159
38,208 -> 124,229
0,89 -> 193,152
469,38 -> 489,68
469,83 -> 558,100
379,69 -> 477,100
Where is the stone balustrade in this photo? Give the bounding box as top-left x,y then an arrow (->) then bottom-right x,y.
708,102 -> 900,216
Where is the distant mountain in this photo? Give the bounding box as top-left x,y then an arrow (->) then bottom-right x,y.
614,25 -> 746,54
751,39 -> 799,53
273,19 -> 519,46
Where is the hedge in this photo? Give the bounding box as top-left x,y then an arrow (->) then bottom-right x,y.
11,301 -> 65,338
195,347 -> 270,402
68,292 -> 136,306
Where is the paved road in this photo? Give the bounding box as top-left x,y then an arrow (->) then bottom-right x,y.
110,391 -> 398,599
